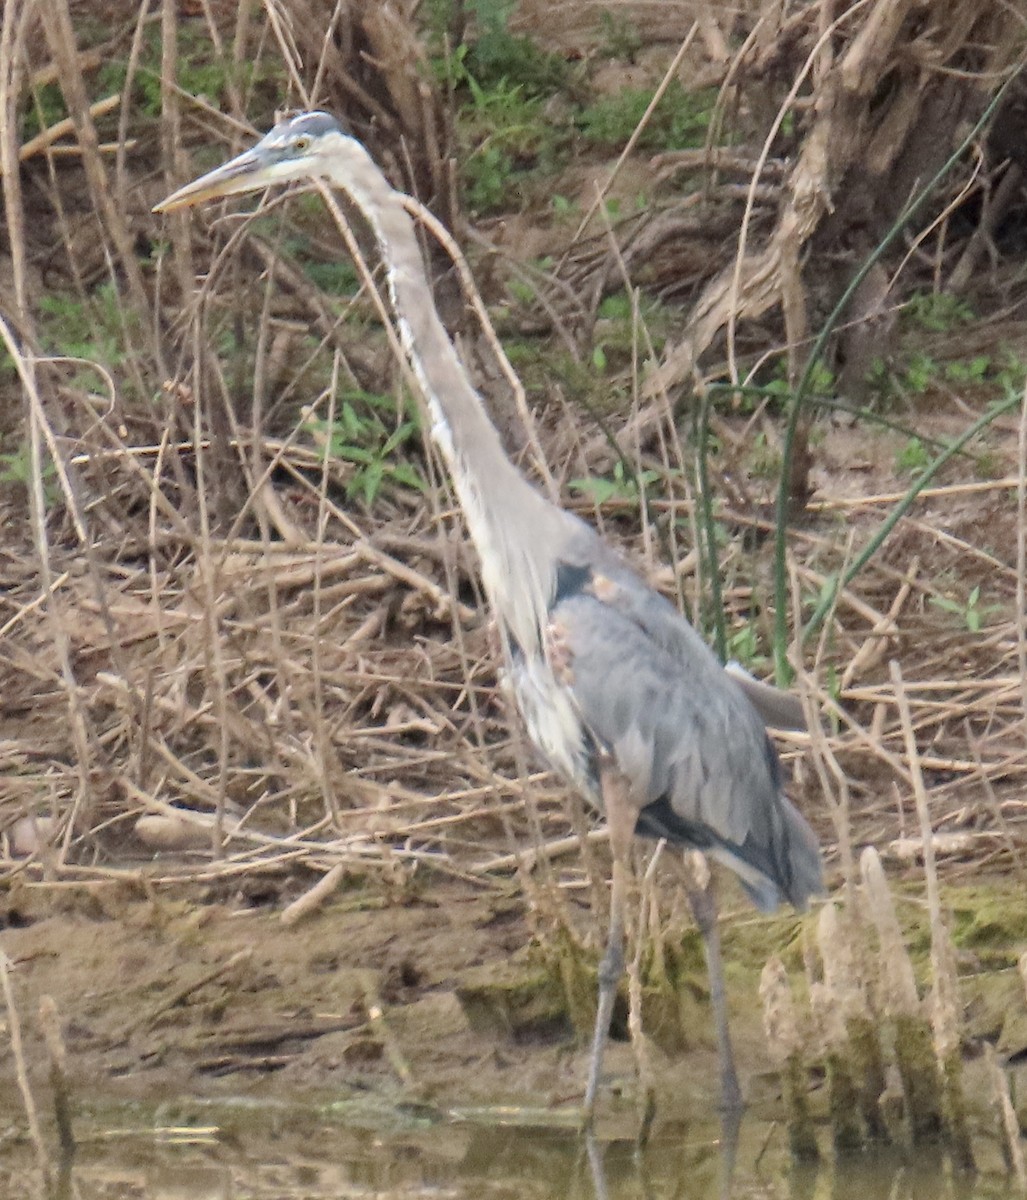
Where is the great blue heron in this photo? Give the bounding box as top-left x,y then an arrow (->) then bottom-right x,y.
155,111 -> 824,1120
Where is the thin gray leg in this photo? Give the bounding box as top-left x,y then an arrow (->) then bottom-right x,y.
683,858 -> 743,1112
583,768 -> 635,1127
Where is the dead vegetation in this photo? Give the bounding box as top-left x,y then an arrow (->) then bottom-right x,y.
1,0 -> 1027,1138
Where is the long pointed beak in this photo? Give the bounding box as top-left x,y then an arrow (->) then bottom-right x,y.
153,149 -> 266,213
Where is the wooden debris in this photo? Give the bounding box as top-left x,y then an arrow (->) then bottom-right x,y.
281,864 -> 347,926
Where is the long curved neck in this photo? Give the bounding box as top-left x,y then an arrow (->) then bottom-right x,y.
334,143 -> 571,655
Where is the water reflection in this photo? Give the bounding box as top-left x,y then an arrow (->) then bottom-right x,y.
0,1104 -> 1022,1200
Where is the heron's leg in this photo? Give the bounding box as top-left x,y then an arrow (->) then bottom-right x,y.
583,765 -> 636,1126
682,851 -> 743,1113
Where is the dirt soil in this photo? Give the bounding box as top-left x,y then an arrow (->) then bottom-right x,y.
6,857 -> 1027,1141
0,869 -> 768,1125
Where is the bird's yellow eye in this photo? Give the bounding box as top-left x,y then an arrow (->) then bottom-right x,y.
293,135 -> 311,153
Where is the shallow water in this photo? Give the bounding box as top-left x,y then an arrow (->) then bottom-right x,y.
0,1097 -> 1023,1200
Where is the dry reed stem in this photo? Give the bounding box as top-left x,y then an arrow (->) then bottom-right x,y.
39,0 -> 152,336
0,316 -> 95,858
0,950 -> 51,1183
0,93 -> 121,174
759,956 -> 819,1161
891,657 -> 975,1164
564,23 -> 700,253
38,995 -> 74,1160
357,969 -> 414,1089
1018,373 -> 1027,761
280,863 -> 346,925
808,476 -> 1027,511
0,0 -> 33,328
812,905 -> 865,1151
859,846 -> 918,1017
987,1043 -> 1027,1190
888,661 -> 960,1050
840,557 -> 915,691
647,0 -> 873,404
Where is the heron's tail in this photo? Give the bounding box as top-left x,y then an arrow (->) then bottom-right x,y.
711,795 -> 824,913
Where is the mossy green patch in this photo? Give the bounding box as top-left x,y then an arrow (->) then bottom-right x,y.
455,955 -> 572,1041
949,886 -> 1027,965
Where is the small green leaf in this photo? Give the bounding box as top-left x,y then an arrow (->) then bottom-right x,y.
930,595 -> 961,615
335,444 -> 375,464
570,476 -> 617,504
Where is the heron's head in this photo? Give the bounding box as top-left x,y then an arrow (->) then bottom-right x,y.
153,112 -> 349,213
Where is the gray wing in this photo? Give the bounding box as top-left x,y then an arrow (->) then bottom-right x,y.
550,555 -> 823,912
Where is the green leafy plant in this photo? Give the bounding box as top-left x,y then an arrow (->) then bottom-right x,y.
37,283 -> 132,376
759,360 -> 836,415
597,292 -> 632,321
747,430 -> 781,480
23,81 -> 67,138
903,291 -> 974,333
901,352 -> 940,395
895,436 -> 929,475
930,585 -> 996,634
456,71 -> 554,212
596,10 -> 643,60
431,0 -> 568,94
99,26 -> 254,119
725,623 -> 768,672
464,28 -> 567,94
944,355 -> 991,384
578,82 -> 716,150
0,441 -> 58,506
304,390 -> 425,505
569,461 -> 661,504
590,289 -> 671,371
505,277 -> 537,305
301,259 -> 360,297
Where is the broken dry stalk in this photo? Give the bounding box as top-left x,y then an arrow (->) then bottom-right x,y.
128,947 -> 253,1035
357,970 -> 414,1089
987,1044 -> 1027,1190
39,995 -> 74,1159
0,950 -> 51,1182
812,904 -> 866,1152
760,956 -> 818,1161
281,863 -> 346,926
890,660 -> 974,1169
860,845 -> 943,1144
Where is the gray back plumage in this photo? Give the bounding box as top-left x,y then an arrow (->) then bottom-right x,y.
512,520 -> 823,912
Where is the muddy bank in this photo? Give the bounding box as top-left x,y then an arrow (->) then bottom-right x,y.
0,870 -> 740,1121
4,868 -> 1027,1141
